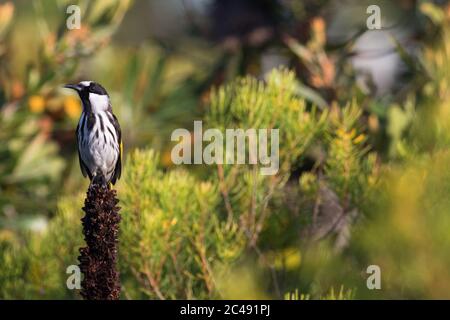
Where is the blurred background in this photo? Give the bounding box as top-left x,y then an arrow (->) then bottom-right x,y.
1,0 -> 450,299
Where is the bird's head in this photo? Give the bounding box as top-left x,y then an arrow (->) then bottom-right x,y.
64,81 -> 110,113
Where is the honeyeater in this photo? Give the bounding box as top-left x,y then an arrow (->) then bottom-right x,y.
64,81 -> 122,186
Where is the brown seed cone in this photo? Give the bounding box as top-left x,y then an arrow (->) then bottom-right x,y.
78,182 -> 121,300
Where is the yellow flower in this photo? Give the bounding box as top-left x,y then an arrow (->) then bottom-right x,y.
348,128 -> 357,139
0,2 -> 14,35
11,80 -> 24,99
162,218 -> 177,231
336,128 -> 344,136
0,2 -> 13,21
28,95 -> 45,113
199,182 -> 212,194
161,150 -> 174,167
311,17 -> 326,46
368,114 -> 379,132
353,134 -> 365,144
64,96 -> 81,118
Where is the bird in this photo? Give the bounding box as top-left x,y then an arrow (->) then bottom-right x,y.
64,81 -> 122,187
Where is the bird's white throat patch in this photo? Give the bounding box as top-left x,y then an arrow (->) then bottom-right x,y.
89,92 -> 109,112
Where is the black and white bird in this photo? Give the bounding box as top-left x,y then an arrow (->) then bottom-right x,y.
64,81 -> 122,186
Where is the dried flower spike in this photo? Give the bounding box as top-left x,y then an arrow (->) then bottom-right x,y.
78,181 -> 121,300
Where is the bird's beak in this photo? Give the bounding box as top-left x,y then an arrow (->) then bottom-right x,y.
64,83 -> 81,91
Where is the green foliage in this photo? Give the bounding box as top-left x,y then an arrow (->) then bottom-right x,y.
285,286 -> 354,300
0,0 -> 132,225
0,110 -> 64,218
119,149 -> 245,299
0,195 -> 82,299
325,102 -> 376,204
208,69 -> 328,169
206,69 -> 328,245
351,151 -> 450,299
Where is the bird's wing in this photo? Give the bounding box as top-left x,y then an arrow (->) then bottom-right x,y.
110,113 -> 122,185
76,122 -> 92,179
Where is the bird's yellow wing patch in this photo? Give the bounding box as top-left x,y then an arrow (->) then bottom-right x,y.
120,140 -> 123,161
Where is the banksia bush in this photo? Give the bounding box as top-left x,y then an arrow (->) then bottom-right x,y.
78,182 -> 121,300
119,149 -> 245,299
206,69 -> 328,245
